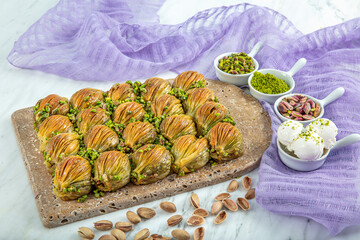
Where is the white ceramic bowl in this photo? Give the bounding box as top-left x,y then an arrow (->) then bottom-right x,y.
277,134 -> 360,171
248,58 -> 306,104
214,42 -> 263,86
274,87 -> 345,126
276,134 -> 360,172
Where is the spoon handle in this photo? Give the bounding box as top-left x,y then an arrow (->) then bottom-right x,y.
318,87 -> 345,107
332,134 -> 360,150
286,58 -> 307,77
248,42 -> 263,58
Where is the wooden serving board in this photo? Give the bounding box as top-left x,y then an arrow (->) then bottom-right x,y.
11,79 -> 272,228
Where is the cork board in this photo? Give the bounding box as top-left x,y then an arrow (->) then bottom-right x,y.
11,79 -> 272,228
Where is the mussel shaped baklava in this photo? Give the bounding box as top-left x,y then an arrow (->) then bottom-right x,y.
183,88 -> 215,117
172,71 -> 206,91
123,122 -> 157,149
142,77 -> 171,102
107,83 -> 136,102
93,151 -> 131,192
44,133 -> 80,173
76,107 -> 110,134
131,144 -> 172,185
84,125 -> 119,152
53,156 -> 92,201
34,94 -> 70,127
69,88 -> 104,110
195,102 -> 228,136
206,122 -> 244,161
159,114 -> 197,143
112,102 -> 145,126
171,135 -> 209,175
37,115 -> 74,152
151,94 -> 184,118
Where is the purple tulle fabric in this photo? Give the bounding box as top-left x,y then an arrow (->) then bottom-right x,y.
8,0 -> 360,235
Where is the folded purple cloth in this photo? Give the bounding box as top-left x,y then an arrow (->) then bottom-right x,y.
8,1 -> 360,235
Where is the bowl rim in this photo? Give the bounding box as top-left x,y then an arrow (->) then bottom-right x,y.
274,92 -> 324,124
213,52 -> 259,77
277,138 -> 328,163
247,69 -> 295,97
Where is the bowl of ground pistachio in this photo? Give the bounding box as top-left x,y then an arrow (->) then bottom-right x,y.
214,42 -> 263,86
248,58 -> 307,104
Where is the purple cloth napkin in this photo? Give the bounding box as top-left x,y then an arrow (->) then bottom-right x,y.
8,1 -> 360,235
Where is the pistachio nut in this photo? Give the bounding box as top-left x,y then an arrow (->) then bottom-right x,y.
98,235 -> 116,240
115,221 -> 133,232
137,207 -> 156,219
171,229 -> 190,240
160,201 -> 177,213
134,228 -> 150,240
167,214 -> 183,226
78,227 -> 94,239
94,220 -> 113,231
126,211 -> 141,224
110,229 -> 126,240
227,180 -> 239,192
211,201 -> 223,215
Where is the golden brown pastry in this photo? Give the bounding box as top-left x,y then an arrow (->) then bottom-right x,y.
107,83 -> 136,102
172,71 -> 206,91
183,88 -> 215,117
76,107 -> 110,134
131,144 -> 172,185
33,94 -> 70,127
44,133 -> 80,173
171,135 -> 209,175
206,122 -> 244,161
112,102 -> 145,126
151,94 -> 184,118
37,115 -> 74,152
159,114 -> 197,143
84,125 -> 119,152
195,102 -> 228,136
142,77 -> 171,102
69,88 -> 104,110
123,122 -> 157,149
93,151 -> 131,192
53,156 -> 92,201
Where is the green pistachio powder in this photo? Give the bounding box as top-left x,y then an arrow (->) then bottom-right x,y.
251,72 -> 290,94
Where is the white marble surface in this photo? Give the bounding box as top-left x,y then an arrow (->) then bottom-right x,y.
1,0 -> 360,239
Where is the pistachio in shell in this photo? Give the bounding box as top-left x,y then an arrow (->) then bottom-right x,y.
53,156 -> 92,200
137,207 -> 156,219
33,94 -> 69,127
195,102 -> 228,136
134,228 -> 150,240
112,102 -> 145,126
159,201 -> 177,213
78,227 -> 95,239
171,229 -> 190,240
172,71 -> 206,91
37,115 -> 74,152
131,144 -> 172,185
183,88 -> 215,118
123,122 -> 157,149
108,82 -> 136,102
93,151 -> 131,192
141,78 -> 171,102
110,229 -> 126,240
115,222 -> 133,232
171,135 -> 209,175
76,107 -> 110,134
126,211 -> 141,224
84,125 -> 119,152
151,94 -> 184,118
69,88 -> 104,110
206,122 -> 244,161
44,133 -> 80,173
159,114 -> 197,143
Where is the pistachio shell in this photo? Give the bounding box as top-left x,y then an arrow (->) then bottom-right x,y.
115,222 -> 133,232
227,180 -> 239,192
190,193 -> 200,208
159,201 -> 177,213
134,228 -> 150,240
242,176 -> 251,190
211,201 -> 223,215
94,220 -> 113,231
223,198 -> 238,212
187,215 -> 205,226
137,207 -> 156,219
172,71 -> 206,91
167,214 -> 183,226
194,227 -> 205,240
245,188 -> 256,200
110,229 -> 126,240
171,229 -> 190,240
99,235 -> 116,240
78,227 -> 94,239
237,197 -> 250,211
126,211 -> 141,224
193,208 -> 209,218
214,192 -> 230,201
214,210 -> 227,224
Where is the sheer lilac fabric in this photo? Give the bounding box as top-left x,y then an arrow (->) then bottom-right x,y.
8,0 -> 360,235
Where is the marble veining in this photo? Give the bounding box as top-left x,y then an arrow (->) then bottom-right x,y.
1,0 -> 360,239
